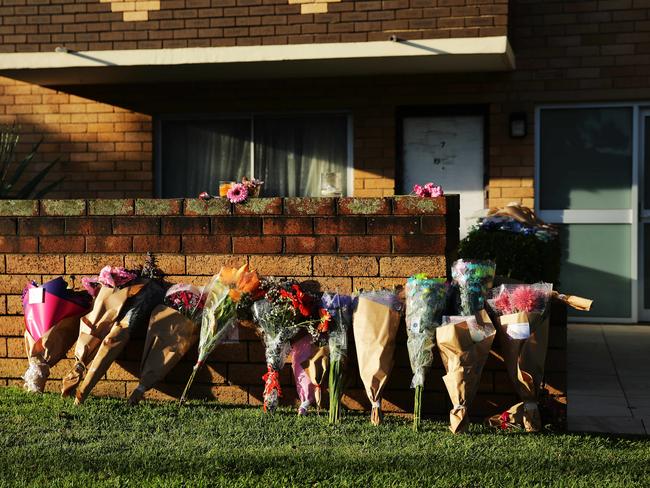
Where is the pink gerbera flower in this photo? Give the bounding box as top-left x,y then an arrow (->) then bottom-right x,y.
511,286 -> 538,313
227,183 -> 249,204
493,291 -> 512,314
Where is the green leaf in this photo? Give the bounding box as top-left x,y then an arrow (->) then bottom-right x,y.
15,157 -> 60,199
7,138 -> 42,188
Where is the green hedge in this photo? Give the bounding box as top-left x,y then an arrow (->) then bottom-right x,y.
458,228 -> 561,284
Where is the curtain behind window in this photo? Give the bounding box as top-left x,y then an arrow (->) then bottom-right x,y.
254,115 -> 348,197
161,120 -> 250,197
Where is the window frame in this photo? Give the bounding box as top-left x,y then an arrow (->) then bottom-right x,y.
154,111 -> 354,198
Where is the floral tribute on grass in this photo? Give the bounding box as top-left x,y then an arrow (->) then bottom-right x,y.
322,292 -> 353,424
21,277 -> 92,393
179,264 -> 260,405
438,311 -> 496,434
404,275 -> 447,431
353,289 -> 403,426
486,283 -> 554,432
128,284 -> 207,405
252,279 -> 321,413
60,264 -> 148,398
73,256 -> 167,405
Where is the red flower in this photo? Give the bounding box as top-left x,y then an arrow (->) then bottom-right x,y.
279,285 -> 313,318
318,308 -> 331,333
291,284 -> 313,317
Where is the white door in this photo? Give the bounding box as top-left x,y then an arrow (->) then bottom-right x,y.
401,115 -> 485,238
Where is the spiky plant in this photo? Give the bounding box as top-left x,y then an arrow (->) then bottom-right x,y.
140,252 -> 164,281
0,124 -> 63,199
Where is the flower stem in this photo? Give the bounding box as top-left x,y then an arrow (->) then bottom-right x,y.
329,359 -> 341,425
413,385 -> 423,432
179,362 -> 202,406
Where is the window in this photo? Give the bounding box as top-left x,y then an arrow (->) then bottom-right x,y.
158,114 -> 351,198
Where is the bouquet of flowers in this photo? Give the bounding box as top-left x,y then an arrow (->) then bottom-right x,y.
74,271 -> 166,405
21,277 -> 92,393
252,279 -> 320,413
487,282 -> 554,432
61,265 -> 144,398
451,259 -> 496,316
323,293 -> 353,424
179,264 -> 260,404
412,182 -> 444,198
478,203 -> 558,243
353,289 -> 403,425
438,310 -> 496,433
404,275 -> 447,431
128,284 -> 207,405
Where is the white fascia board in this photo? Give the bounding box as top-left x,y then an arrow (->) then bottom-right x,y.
0,36 -> 512,70
0,36 -> 515,85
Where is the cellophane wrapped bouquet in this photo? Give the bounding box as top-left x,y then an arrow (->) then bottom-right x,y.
322,292 -> 353,424
21,278 -> 92,393
252,279 -> 319,413
179,265 -> 260,404
353,289 -> 403,426
128,284 -> 207,405
451,259 -> 496,316
487,282 -> 554,432
404,275 -> 447,431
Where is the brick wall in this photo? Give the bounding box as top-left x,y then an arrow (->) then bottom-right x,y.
0,0 -> 508,52
0,77 -> 152,199
0,195 -> 565,417
4,2 -> 650,207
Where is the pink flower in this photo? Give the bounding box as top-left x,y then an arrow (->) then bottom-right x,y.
198,191 -> 211,201
413,182 -> 444,198
493,291 -> 512,314
227,183 -> 249,204
511,286 -> 538,313
425,182 -> 444,197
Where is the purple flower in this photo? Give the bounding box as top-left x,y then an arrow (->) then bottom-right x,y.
227,183 -> 249,204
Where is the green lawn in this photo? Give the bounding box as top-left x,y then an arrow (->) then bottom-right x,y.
0,388 -> 648,488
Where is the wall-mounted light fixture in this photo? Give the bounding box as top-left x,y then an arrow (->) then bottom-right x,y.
509,112 -> 527,138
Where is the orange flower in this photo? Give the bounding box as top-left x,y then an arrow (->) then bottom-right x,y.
219,263 -> 248,286
236,270 -> 260,295
229,288 -> 242,302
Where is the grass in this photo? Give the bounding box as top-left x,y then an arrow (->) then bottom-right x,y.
0,388 -> 648,488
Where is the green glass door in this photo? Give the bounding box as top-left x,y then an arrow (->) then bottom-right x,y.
640,112 -> 650,321
538,106 -> 635,321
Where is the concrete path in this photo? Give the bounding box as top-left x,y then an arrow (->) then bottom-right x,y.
568,324 -> 650,435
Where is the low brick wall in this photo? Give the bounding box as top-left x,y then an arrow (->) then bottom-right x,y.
0,196 -> 565,420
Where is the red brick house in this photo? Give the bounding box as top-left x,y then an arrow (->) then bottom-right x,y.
0,0 -> 645,326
